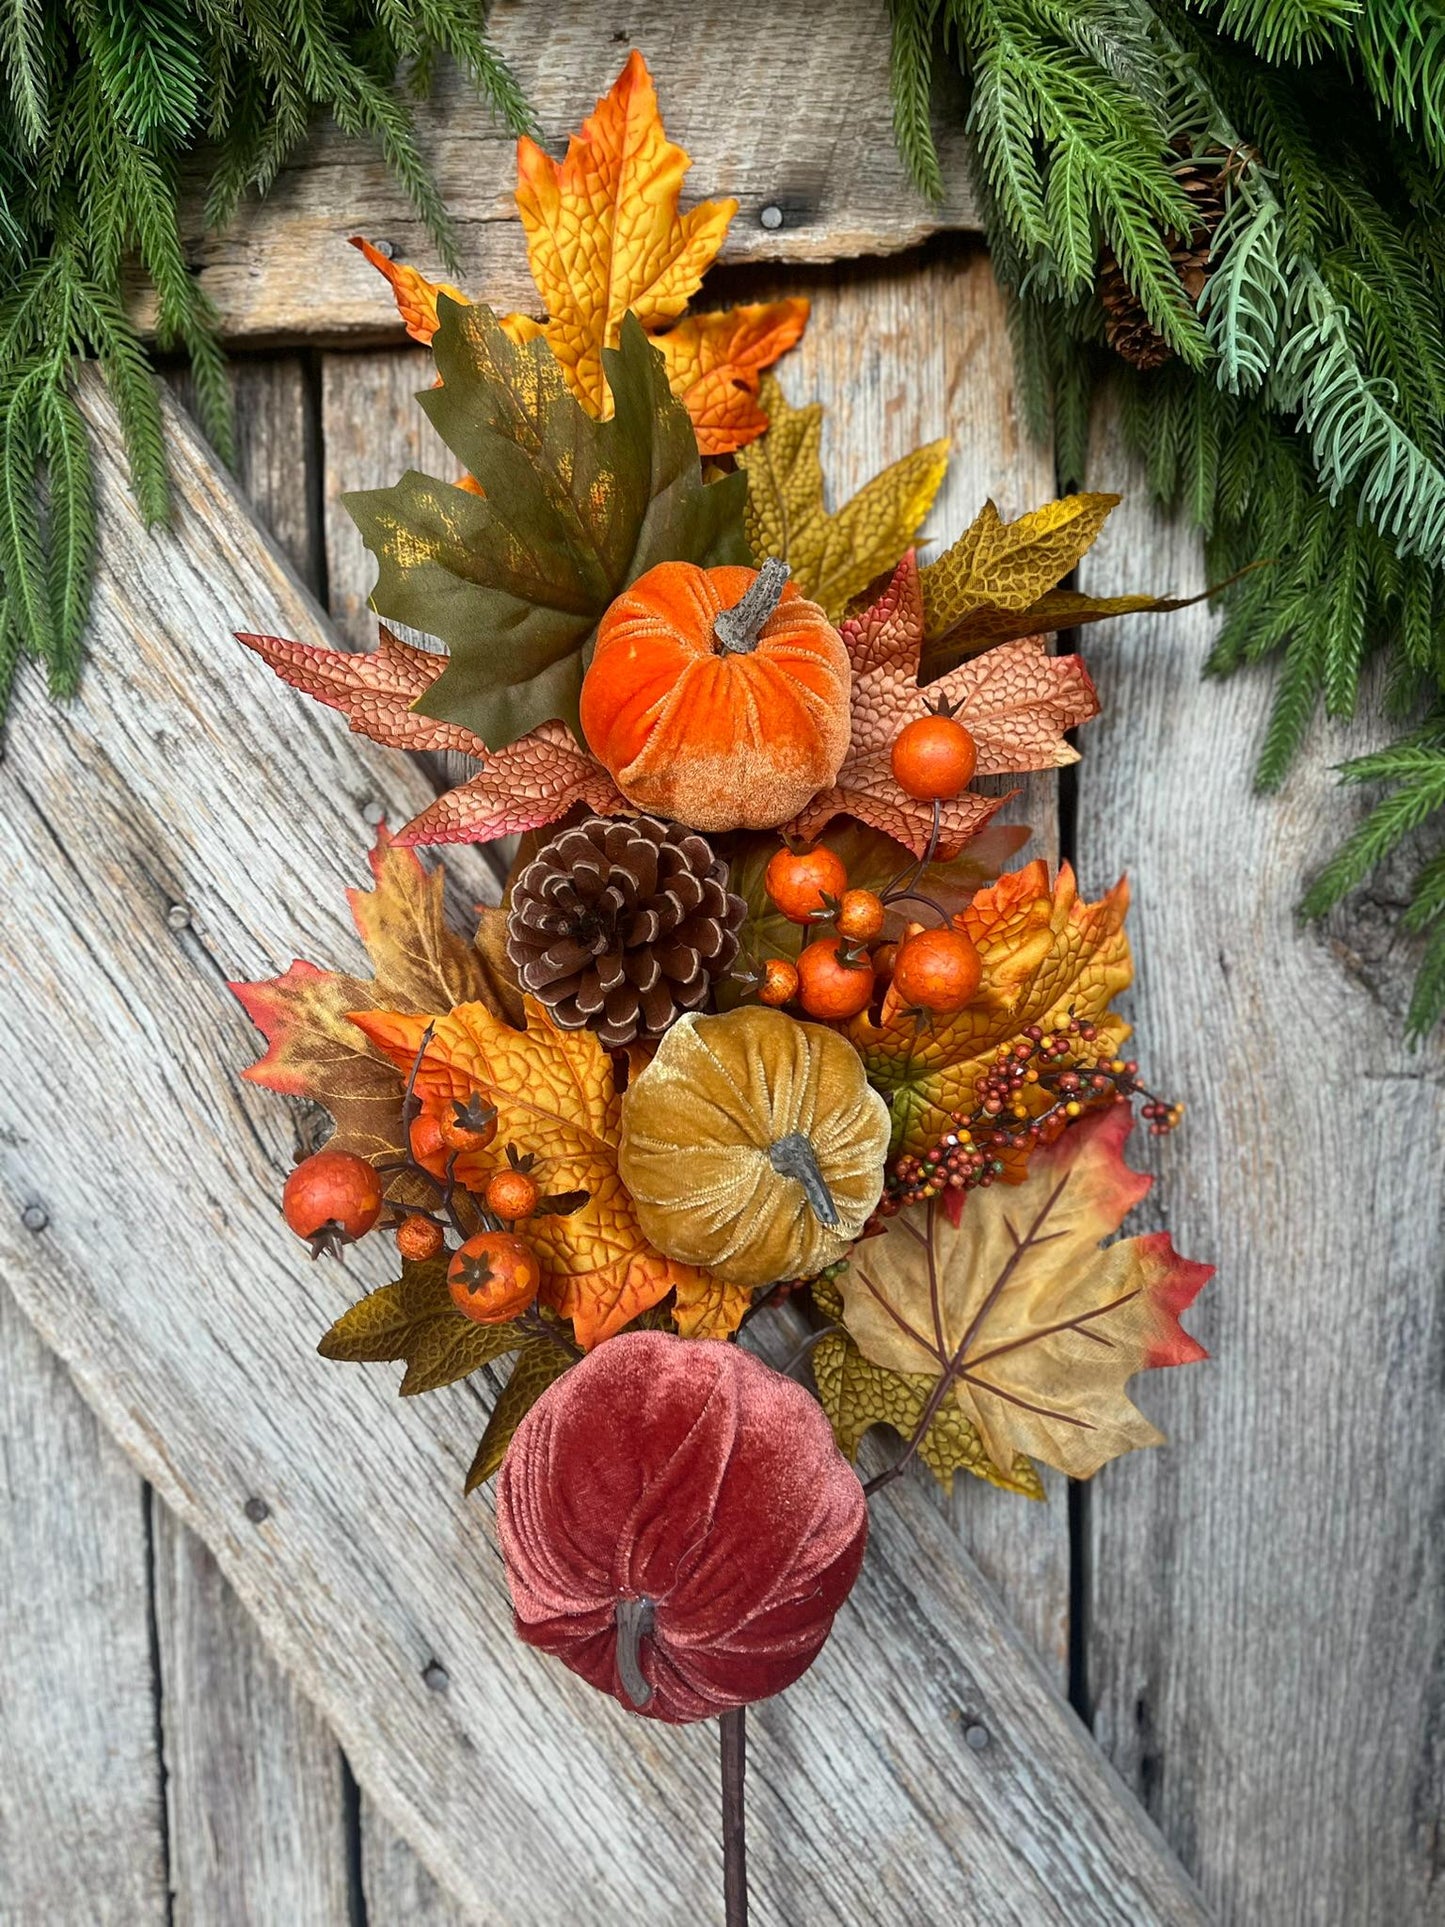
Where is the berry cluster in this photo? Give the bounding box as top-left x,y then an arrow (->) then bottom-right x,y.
877,1018 -> 1183,1213
279,1039 -> 587,1332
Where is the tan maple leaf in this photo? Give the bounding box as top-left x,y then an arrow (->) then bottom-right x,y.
736,377 -> 950,621
349,996 -> 729,1348
790,551 -> 1099,857
837,1107 -> 1211,1479
237,628 -> 631,846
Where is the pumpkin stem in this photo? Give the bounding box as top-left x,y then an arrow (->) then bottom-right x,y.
614,1595 -> 656,1708
768,1131 -> 840,1230
713,557 -> 791,654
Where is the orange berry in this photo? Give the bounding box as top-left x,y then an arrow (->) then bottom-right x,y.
836,888 -> 886,943
282,1150 -> 383,1252
409,1111 -> 447,1168
891,927 -> 983,1014
764,845 -> 848,923
890,714 -> 978,801
757,957 -> 800,1006
439,1095 -> 498,1154
795,935 -> 875,1020
395,1213 -> 445,1263
448,1232 -> 541,1323
485,1168 -> 541,1222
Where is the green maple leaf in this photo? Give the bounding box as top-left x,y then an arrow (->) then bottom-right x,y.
809,1280 -> 1043,1499
345,302 -> 750,749
464,1336 -> 573,1491
318,1261 -> 523,1397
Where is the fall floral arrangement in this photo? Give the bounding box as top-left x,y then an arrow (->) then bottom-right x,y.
231,54 -> 1212,1919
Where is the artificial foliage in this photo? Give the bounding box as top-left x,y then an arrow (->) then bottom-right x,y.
0,0 -> 530,715
227,56 -> 1213,1920
887,0 -> 1445,1035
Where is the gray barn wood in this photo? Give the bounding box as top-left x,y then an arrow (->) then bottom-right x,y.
0,370 -> 1205,1925
143,0 -> 976,346
1078,415 -> 1445,1924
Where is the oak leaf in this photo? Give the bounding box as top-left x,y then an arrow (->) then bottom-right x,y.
810,1280 -> 1042,1496
846,859 -> 1133,1158
231,835 -> 512,1178
917,494 -> 1197,677
344,303 -> 748,749
737,376 -> 950,621
514,50 -> 736,416
318,1260 -> 523,1396
836,1107 -> 1211,1479
790,552 -> 1099,857
348,995 -> 724,1348
237,627 -> 631,846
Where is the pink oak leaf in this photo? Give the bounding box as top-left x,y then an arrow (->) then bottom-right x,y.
237,627 -> 631,846
789,552 -> 1100,858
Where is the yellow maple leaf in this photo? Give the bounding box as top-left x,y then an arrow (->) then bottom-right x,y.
348,235 -> 466,346
515,50 -> 736,417
846,860 -> 1133,1158
837,1109 -> 1211,1479
348,996 -> 727,1349
737,375 -> 950,621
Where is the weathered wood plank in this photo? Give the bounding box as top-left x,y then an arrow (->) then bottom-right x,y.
0,368 -> 1203,1923
1077,412 -> 1445,1923
0,1280 -> 169,1925
362,1799 -> 479,1926
151,0 -> 975,345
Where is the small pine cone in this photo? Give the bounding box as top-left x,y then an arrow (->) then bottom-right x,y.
505,816 -> 746,1050
1101,144 -> 1230,370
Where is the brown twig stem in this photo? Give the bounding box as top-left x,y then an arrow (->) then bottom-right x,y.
720,1707 -> 748,1927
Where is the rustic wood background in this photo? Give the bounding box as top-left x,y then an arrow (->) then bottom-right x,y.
2,13 -> 1442,1924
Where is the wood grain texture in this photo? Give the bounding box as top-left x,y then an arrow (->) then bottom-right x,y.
0,368 -> 1203,1924
1077,409 -> 1445,1925
0,1280 -> 168,1926
146,0 -> 975,346
363,1800 -> 479,1926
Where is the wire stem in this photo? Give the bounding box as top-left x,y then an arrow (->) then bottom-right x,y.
720,1708 -> 748,1927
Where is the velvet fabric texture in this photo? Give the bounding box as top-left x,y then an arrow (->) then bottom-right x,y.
496,1331 -> 869,1723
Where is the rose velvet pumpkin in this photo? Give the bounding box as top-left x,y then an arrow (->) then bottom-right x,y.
496,1331 -> 868,1723
578,558 -> 852,831
617,1005 -> 891,1287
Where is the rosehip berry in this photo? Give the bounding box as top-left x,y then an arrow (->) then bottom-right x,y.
764,845 -> 848,924
891,927 -> 983,1014
439,1095 -> 498,1154
836,888 -> 886,943
485,1167 -> 541,1222
395,1213 -> 445,1263
282,1149 -> 383,1255
448,1232 -> 541,1323
757,957 -> 800,1007
795,936 -> 875,1020
409,1111 -> 447,1170
890,714 -> 978,801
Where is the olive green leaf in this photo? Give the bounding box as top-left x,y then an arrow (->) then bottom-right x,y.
464,1335 -> 573,1491
809,1279 -> 1043,1498
345,302 -> 749,749
318,1260 -> 523,1397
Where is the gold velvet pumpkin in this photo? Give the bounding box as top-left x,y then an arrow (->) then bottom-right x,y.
617,1006 -> 890,1288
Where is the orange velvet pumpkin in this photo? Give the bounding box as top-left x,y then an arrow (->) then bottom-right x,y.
579,558 -> 852,831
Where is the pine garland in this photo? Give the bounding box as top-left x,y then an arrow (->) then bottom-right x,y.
888,0 -> 1445,1037
0,0 -> 531,713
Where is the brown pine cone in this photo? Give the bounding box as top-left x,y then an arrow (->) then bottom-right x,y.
505,816 -> 746,1049
1100,144 -> 1230,371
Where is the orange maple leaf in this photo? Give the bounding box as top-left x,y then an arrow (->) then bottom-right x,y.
349,997 -> 727,1348
847,859 -> 1133,1158
350,55 -> 804,453
791,552 -> 1100,857
236,628 -> 631,845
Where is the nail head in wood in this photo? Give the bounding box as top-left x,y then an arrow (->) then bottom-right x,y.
166,902 -> 192,930
759,204 -> 784,230
964,1723 -> 991,1751
243,1495 -> 270,1523
361,799 -> 386,827
422,1660 -> 450,1694
21,1202 -> 49,1233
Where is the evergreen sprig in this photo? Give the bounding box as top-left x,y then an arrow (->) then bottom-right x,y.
0,0 -> 531,712
888,0 -> 1445,1036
